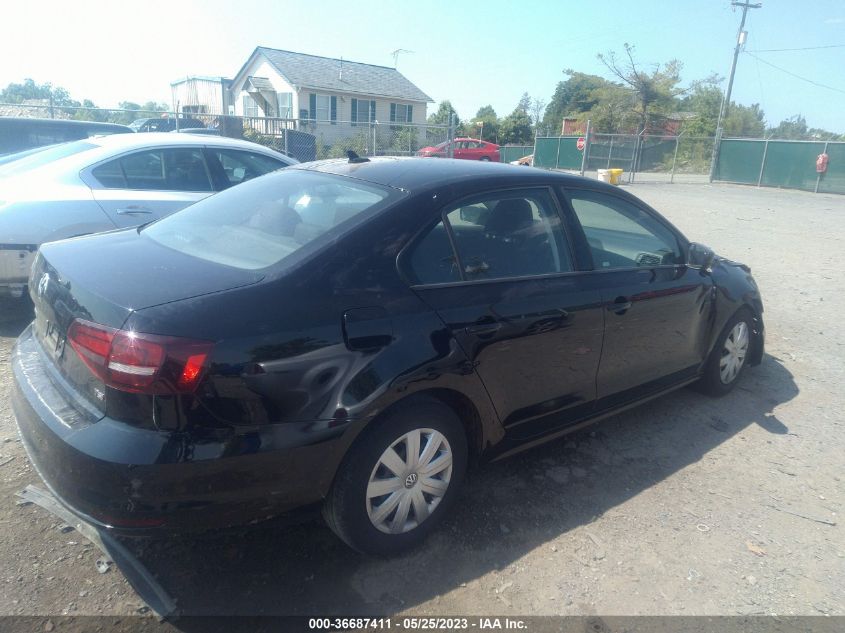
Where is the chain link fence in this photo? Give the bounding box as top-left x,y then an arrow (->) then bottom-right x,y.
0,103 -> 452,163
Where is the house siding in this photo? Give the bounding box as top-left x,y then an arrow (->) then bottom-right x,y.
231,59 -> 298,117
170,78 -> 229,115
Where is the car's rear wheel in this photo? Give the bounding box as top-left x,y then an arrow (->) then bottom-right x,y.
697,308 -> 753,396
323,397 -> 467,555
479,156 -> 491,162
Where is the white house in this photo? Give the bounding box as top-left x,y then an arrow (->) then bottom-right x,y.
228,47 -> 432,126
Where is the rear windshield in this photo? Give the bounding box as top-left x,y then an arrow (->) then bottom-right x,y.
143,170 -> 395,270
0,140 -> 98,176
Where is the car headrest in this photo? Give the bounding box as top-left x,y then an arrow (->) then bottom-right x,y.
484,198 -> 533,237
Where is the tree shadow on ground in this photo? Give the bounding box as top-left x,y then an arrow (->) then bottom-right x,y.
123,353 -> 797,620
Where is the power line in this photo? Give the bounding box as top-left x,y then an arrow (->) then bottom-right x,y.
745,52 -> 845,94
747,44 -> 845,52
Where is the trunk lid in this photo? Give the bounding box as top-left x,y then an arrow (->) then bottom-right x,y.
30,228 -> 263,415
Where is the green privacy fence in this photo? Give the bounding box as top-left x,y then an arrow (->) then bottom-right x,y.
533,136 -> 584,170
714,138 -> 845,194
499,145 -> 534,163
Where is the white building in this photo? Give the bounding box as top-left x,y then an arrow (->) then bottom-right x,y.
170,76 -> 232,115
229,47 -> 432,125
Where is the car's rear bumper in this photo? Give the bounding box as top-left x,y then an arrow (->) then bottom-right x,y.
11,325 -> 349,534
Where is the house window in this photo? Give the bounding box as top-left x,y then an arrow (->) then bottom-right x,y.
390,103 -> 413,123
243,95 -> 261,118
351,99 -> 376,126
307,94 -> 337,123
277,92 -> 293,119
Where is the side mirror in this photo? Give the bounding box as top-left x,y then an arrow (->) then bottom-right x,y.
688,242 -> 715,269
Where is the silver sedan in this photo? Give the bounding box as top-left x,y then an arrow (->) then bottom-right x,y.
0,133 -> 297,298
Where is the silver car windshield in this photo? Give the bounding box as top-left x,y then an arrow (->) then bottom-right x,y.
143,170 -> 394,270
0,141 -> 98,177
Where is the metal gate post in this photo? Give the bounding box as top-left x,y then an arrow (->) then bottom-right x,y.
555,137 -> 562,170
670,133 -> 682,184
580,120 -> 591,176
709,129 -> 722,182
757,138 -> 769,187
607,136 -> 614,169
815,141 -> 828,193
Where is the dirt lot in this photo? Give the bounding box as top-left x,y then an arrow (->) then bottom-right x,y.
0,182 -> 842,620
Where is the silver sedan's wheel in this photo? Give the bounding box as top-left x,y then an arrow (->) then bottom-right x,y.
366,428 -> 453,534
719,321 -> 749,384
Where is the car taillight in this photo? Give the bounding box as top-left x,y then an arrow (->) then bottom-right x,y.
67,319 -> 213,394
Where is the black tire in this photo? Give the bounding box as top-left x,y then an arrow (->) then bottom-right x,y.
479,156 -> 491,162
697,307 -> 754,397
323,396 -> 467,555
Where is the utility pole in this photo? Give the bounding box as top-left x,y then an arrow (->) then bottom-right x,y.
710,0 -> 762,181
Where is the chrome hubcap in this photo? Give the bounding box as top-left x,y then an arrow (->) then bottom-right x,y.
366,428 -> 453,534
720,321 -> 749,384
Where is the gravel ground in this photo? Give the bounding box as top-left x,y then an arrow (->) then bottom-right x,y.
0,182 -> 842,619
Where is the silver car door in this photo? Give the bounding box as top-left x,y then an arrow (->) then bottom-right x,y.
87,147 -> 215,228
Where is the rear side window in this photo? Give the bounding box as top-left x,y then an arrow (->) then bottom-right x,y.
92,148 -> 213,191
408,188 -> 572,284
143,170 -> 393,270
208,148 -> 287,188
567,190 -> 683,269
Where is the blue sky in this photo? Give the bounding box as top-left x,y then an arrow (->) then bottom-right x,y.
1,0 -> 843,132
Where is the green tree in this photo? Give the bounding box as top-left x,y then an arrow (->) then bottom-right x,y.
73,99 -> 109,122
680,84 -> 765,138
530,97 -> 547,133
597,44 -> 686,133
469,105 -> 499,142
499,106 -> 533,145
1,78 -> 77,107
427,100 -> 460,144
582,83 -> 634,133
427,100 -> 460,128
767,115 -> 808,140
542,71 -> 610,134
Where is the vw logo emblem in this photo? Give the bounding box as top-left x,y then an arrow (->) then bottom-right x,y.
404,473 -> 418,489
37,272 -> 49,297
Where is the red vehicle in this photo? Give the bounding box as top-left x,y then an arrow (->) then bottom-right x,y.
418,137 -> 500,162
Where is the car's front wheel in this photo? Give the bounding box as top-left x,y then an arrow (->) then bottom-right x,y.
323,397 -> 467,555
697,308 -> 754,396
479,156 -> 491,162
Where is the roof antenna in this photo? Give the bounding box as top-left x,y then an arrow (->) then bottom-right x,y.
339,56 -> 343,81
391,48 -> 414,68
347,150 -> 370,163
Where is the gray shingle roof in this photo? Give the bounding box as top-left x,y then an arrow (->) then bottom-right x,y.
256,47 -> 432,103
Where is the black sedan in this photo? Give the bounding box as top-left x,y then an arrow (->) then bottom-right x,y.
11,158 -> 764,555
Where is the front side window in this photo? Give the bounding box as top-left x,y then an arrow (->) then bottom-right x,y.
408,189 -> 572,284
566,190 -> 683,269
92,148 -> 213,191
143,170 -> 393,270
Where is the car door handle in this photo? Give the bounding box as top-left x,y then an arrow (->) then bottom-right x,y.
466,322 -> 502,336
116,206 -> 153,215
607,297 -> 632,314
